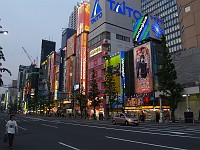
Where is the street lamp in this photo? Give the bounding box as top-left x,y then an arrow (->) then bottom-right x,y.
0,31 -> 8,35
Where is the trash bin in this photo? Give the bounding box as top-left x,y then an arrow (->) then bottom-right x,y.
184,112 -> 193,123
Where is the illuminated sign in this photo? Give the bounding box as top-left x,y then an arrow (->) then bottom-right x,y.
108,0 -> 142,20
91,0 -> 102,24
133,14 -> 164,42
150,15 -> 164,38
134,42 -> 153,94
120,51 -> 126,103
77,2 -> 90,35
90,46 -> 102,57
134,15 -> 149,42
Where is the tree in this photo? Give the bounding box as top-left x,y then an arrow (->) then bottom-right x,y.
89,68 -> 100,120
158,36 -> 183,122
75,89 -> 87,118
0,46 -> 12,86
105,59 -> 117,115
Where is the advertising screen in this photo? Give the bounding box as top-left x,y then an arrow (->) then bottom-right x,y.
80,33 -> 88,91
134,42 -> 153,94
133,14 -> 164,42
66,34 -> 76,58
77,2 -> 90,36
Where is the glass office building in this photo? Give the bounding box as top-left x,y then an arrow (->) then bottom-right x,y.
141,0 -> 182,53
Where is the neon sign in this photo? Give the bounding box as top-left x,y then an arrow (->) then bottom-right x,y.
90,46 -> 102,57
150,16 -> 164,38
108,0 -> 142,20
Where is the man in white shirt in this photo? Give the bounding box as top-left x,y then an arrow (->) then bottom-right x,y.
5,114 -> 19,149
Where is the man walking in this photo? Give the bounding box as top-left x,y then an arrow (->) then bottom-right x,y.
5,114 -> 19,149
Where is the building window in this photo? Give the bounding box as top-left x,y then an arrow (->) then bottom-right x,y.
116,34 -> 130,42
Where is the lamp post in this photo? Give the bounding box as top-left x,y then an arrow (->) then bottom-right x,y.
0,25 -> 8,35
0,31 -> 8,35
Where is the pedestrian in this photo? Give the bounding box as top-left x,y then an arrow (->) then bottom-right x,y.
5,114 -> 19,149
140,113 -> 145,122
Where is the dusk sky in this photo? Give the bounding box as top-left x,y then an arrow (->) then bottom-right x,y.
0,0 -> 82,93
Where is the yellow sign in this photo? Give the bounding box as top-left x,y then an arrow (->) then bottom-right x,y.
124,106 -> 170,110
90,46 -> 102,57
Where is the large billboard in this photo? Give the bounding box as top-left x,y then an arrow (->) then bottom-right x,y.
133,14 -> 164,42
105,52 -> 126,108
77,2 -> 90,36
80,33 -> 88,91
90,0 -> 142,32
66,34 -> 76,58
134,42 -> 153,94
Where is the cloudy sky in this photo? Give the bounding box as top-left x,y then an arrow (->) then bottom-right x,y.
0,0 -> 82,93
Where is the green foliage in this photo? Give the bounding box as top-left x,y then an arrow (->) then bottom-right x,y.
75,90 -> 87,118
158,36 -> 183,121
89,68 -> 101,119
105,60 -> 117,111
0,48 -> 12,86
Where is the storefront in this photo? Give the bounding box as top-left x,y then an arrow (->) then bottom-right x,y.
124,106 -> 170,122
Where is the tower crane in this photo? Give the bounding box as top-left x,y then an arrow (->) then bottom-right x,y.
22,47 -> 37,66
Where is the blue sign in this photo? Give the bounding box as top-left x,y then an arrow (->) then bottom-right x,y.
150,16 -> 164,38
91,0 -> 103,24
108,0 -> 142,21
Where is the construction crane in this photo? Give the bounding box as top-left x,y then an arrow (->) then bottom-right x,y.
22,47 -> 37,66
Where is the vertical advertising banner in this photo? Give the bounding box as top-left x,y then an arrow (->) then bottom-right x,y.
77,2 -> 90,36
66,34 -> 76,58
80,33 -> 88,91
134,42 -> 153,94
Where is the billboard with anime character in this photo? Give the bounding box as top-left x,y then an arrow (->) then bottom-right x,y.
134,42 -> 153,94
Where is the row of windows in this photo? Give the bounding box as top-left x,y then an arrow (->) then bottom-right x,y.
88,31 -> 111,48
166,31 -> 181,41
165,18 -> 179,29
142,1 -> 177,15
116,34 -> 130,42
165,24 -> 180,35
169,44 -> 182,53
167,38 -> 181,47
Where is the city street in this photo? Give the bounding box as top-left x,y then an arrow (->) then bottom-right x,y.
0,113 -> 200,150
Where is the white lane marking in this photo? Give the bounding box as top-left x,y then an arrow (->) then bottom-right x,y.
58,142 -> 80,150
105,136 -> 188,150
170,132 -> 187,135
18,126 -> 28,131
41,124 -> 58,128
61,122 -> 200,139
22,119 -> 28,122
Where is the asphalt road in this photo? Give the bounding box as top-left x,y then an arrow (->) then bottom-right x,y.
1,113 -> 200,150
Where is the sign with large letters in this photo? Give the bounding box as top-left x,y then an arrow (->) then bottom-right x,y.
91,0 -> 143,24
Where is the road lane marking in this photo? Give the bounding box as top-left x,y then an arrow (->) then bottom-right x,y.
170,132 -> 187,135
61,122 -> 200,139
41,124 -> 58,128
18,126 -> 28,131
58,142 -> 80,150
105,136 -> 188,150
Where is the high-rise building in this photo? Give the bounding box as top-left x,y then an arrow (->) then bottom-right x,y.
68,6 -> 78,30
40,40 -> 56,65
141,0 -> 182,53
60,28 -> 76,92
177,0 -> 200,50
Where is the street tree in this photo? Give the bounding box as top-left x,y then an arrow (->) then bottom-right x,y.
89,68 -> 100,120
158,36 -> 183,122
75,89 -> 87,118
105,59 -> 117,115
0,46 -> 11,86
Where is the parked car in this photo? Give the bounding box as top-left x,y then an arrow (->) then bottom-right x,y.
112,113 -> 139,126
